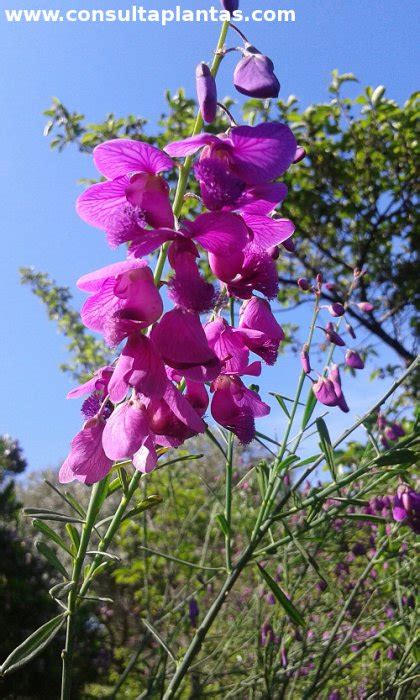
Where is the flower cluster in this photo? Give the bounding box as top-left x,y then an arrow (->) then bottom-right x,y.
60,28 -> 299,484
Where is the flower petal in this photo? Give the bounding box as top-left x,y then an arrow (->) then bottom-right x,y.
229,123 -> 297,184
243,213 -> 295,249
188,212 -> 249,256
93,139 -> 174,179
102,400 -> 150,461
164,133 -> 220,158
76,177 -> 128,230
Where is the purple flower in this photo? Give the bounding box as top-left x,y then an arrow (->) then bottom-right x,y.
76,140 -> 175,245
77,260 -> 163,346
392,484 -> 420,534
345,349 -> 364,370
165,123 -> 297,211
327,302 -> 345,317
300,346 -> 311,374
188,598 -> 199,627
224,242 -> 280,300
297,278 -> 310,291
234,44 -> 280,99
357,301 -> 374,312
319,325 -> 346,347
312,377 -> 338,408
328,364 -> 349,413
220,0 -> 239,12
205,317 -> 261,376
151,308 -> 221,383
102,396 -> 157,472
196,63 -> 217,123
238,296 -> 284,365
167,238 -> 216,313
147,381 -> 206,447
59,417 -> 113,485
211,375 -> 270,443
108,334 -> 167,403
67,366 -> 114,400
385,422 -> 405,441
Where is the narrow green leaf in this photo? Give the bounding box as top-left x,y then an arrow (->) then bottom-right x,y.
345,513 -> 388,524
44,479 -> 85,516
36,541 -> 69,579
122,495 -> 162,521
159,453 -> 204,469
33,520 -> 73,556
118,467 -> 130,496
301,388 -> 317,429
24,508 -> 84,524
65,524 -> 80,552
0,614 -> 66,676
316,418 -> 336,481
257,564 -> 304,627
107,476 -> 122,497
49,582 -> 74,600
86,550 -> 120,562
215,513 -> 230,537
63,492 -> 86,518
141,619 -> 177,663
271,393 -> 291,418
293,454 -> 322,469
373,449 -> 416,467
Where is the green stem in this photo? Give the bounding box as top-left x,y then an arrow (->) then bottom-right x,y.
225,432 -> 234,572
61,479 -> 108,700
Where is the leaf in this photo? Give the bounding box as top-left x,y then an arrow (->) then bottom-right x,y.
65,524 -> 80,552
301,388 -> 317,429
49,582 -> 74,600
117,466 -> 130,496
371,85 -> 386,106
215,513 -> 230,537
373,449 -> 416,467
33,520 -> 73,556
86,550 -> 120,562
0,614 -> 66,676
257,564 -> 304,627
36,541 -> 70,579
44,479 -> 85,516
122,495 -> 162,521
316,418 -> 336,481
141,619 -> 177,663
23,508 -> 84,524
345,513 -> 388,524
271,393 -> 291,418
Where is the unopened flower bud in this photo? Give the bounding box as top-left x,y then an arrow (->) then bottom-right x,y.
281,238 -> 295,252
346,323 -> 356,339
327,302 -> 345,317
345,349 -> 364,370
234,43 -> 280,99
312,376 -> 338,407
268,245 -> 280,260
316,273 -> 323,286
220,0 -> 239,13
293,146 -> 306,163
300,346 -> 311,374
325,282 -> 336,292
196,63 -> 217,123
328,363 -> 350,413
357,301 -> 374,312
298,277 -> 310,291
320,326 -> 346,347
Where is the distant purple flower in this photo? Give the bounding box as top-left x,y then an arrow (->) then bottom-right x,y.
357,301 -> 374,312
196,63 -> 217,123
320,326 -> 346,347
327,302 -> 345,317
188,598 -> 199,627
392,484 -> 420,534
211,375 -> 270,443
345,349 -> 364,370
312,376 -> 338,408
238,296 -> 284,365
300,347 -> 311,374
165,123 -> 297,211
220,0 -> 239,13
328,364 -> 349,413
76,140 -> 175,245
297,278 -> 310,291
234,44 -> 280,99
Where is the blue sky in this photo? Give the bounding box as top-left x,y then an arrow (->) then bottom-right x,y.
1,0 -> 418,474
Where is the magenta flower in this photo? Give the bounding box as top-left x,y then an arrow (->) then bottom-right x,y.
147,382 -> 206,447
328,364 -> 349,413
67,365 -> 114,400
357,301 -> 374,312
165,123 -> 297,211
108,333 -> 167,403
327,302 -> 345,317
151,308 -> 221,382
319,325 -> 346,347
312,376 -> 338,408
59,417 -> 113,485
167,238 -> 216,313
211,375 -> 270,443
196,62 -> 217,123
77,260 -> 163,346
392,485 -> 420,533
224,243 -> 280,300
102,396 -> 156,472
238,297 -> 284,364
300,346 -> 311,374
234,44 -> 280,99
345,349 -> 364,370
76,139 -> 175,246
205,317 -> 261,376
